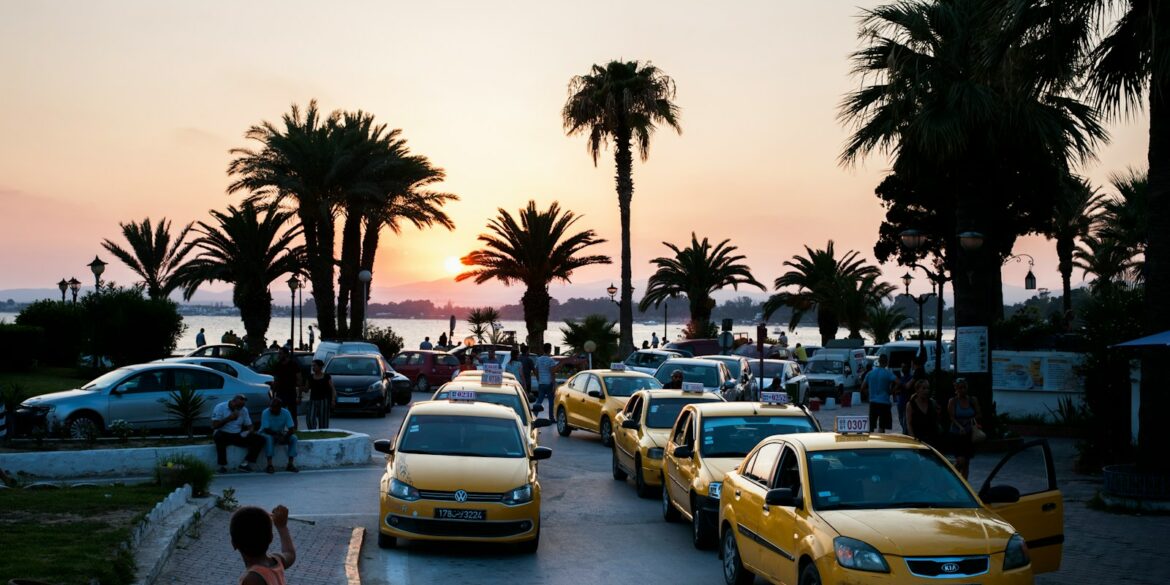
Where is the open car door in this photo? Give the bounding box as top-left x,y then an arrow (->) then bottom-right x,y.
978,439 -> 1064,573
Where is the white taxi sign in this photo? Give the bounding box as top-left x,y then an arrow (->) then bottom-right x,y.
448,389 -> 478,401
835,415 -> 870,434
760,391 -> 789,405
610,363 -> 626,371
482,362 -> 502,373
480,371 -> 504,386
681,381 -> 705,393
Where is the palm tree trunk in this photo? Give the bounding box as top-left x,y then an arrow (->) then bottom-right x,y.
952,189 -> 1003,418
305,204 -> 338,340
1139,74 -> 1170,471
336,210 -> 362,337
816,309 -> 838,345
689,295 -> 713,338
522,284 -> 550,349
614,128 -> 635,357
1057,236 -> 1074,315
351,217 -> 382,340
235,284 -> 272,354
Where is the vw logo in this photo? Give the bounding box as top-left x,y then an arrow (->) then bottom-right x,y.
941,562 -> 960,574
454,490 -> 468,502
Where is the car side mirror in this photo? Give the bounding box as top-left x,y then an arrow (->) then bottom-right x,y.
587,390 -> 602,399
533,418 -> 553,429
765,487 -> 799,508
981,485 -> 1021,504
722,380 -> 737,390
532,446 -> 553,460
672,445 -> 693,459
621,419 -> 640,430
373,439 -> 394,455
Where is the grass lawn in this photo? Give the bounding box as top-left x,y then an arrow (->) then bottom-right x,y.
0,483 -> 172,585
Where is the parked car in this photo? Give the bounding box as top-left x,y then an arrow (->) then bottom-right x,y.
14,363 -> 270,438
250,350 -> 315,379
747,359 -> 809,404
185,344 -> 251,362
732,344 -> 790,360
876,340 -> 945,373
447,343 -> 513,362
325,354 -> 412,416
664,338 -> 722,357
390,350 -> 462,393
314,340 -> 382,364
802,349 -> 868,401
697,355 -> 758,400
652,358 -> 742,398
622,349 -> 686,375
157,357 -> 274,386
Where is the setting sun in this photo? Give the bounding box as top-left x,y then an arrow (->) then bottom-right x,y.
443,256 -> 463,275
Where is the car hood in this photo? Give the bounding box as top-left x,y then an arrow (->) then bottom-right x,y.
391,452 -> 530,492
330,375 -> 381,388
21,388 -> 98,405
818,507 -> 1015,557
606,396 -> 632,409
699,457 -> 744,482
644,428 -> 671,448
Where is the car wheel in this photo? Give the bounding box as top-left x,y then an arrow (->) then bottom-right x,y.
599,417 -> 613,447
517,527 -> 540,554
692,497 -> 715,549
377,532 -> 397,549
415,376 -> 430,393
635,456 -> 656,499
66,413 -> 102,439
394,391 -> 411,406
611,447 -> 628,481
662,484 -> 680,522
800,562 -> 822,585
556,408 -> 571,437
722,527 -> 754,585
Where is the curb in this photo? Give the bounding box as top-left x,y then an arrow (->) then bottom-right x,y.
346,526 -> 365,585
132,493 -> 217,585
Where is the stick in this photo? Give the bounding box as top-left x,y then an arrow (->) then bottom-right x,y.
288,516 -> 317,526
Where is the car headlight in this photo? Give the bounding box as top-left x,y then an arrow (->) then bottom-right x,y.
708,482 -> 722,499
646,447 -> 664,460
368,381 -> 383,392
834,536 -> 889,573
1003,533 -> 1030,571
388,478 -> 419,501
502,484 -> 534,505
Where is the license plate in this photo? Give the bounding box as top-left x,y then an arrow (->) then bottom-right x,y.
435,508 -> 485,521
337,396 -> 360,403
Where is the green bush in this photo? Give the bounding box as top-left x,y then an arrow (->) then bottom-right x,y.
0,323 -> 43,371
15,300 -> 86,366
160,386 -> 206,438
155,454 -> 214,496
366,324 -> 404,358
81,286 -> 185,366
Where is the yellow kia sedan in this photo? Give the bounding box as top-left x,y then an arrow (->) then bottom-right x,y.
374,398 -> 552,552
662,398 -> 821,549
431,381 -> 552,446
612,388 -> 724,498
554,367 -> 663,446
718,431 -> 1063,585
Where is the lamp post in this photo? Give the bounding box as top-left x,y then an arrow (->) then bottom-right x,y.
358,270 -> 373,339
68,278 -> 81,303
606,283 -> 619,306
57,279 -> 68,302
1003,254 -> 1037,290
286,275 -> 299,348
899,230 -> 949,374
902,274 -> 936,359
87,256 -> 107,291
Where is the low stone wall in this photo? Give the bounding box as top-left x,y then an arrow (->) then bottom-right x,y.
0,430 -> 372,479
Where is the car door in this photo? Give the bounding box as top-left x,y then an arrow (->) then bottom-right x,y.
390,352 -> 415,378
580,374 -> 604,432
564,374 -> 588,428
434,354 -> 460,383
614,394 -> 644,471
758,446 -> 803,583
665,409 -> 696,512
977,439 -> 1064,573
732,441 -> 782,572
108,369 -> 174,428
173,368 -> 229,427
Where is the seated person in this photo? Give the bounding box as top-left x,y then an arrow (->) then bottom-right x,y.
260,397 -> 299,474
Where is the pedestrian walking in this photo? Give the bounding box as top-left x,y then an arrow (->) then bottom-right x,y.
305,359 -> 334,430
651,332 -> 660,349
438,332 -> 448,348
271,348 -> 302,424
420,336 -> 433,350
793,343 -> 808,364
860,354 -> 896,433
947,378 -> 981,479
196,328 -> 207,348
534,343 -> 561,419
905,379 -> 942,449
520,344 -> 535,394
260,398 -> 299,473
211,394 -> 264,473
307,325 -> 315,350
231,504 -> 297,585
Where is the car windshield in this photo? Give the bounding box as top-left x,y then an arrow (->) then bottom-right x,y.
326,357 -> 380,376
637,352 -> 671,368
433,391 -> 527,423
646,397 -> 712,428
748,362 -> 785,379
602,376 -> 662,397
807,448 -> 978,511
82,367 -> 134,390
398,414 -> 525,458
700,416 -> 817,458
654,363 -> 719,388
807,361 -> 844,375
707,359 -> 741,378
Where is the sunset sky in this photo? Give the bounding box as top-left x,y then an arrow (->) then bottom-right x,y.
0,1 -> 1150,304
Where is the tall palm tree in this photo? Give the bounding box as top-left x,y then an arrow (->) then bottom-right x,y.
173,203 -> 304,353
561,314 -> 620,365
457,201 -> 611,348
1097,168 -> 1148,265
1050,177 -> 1104,313
839,274 -> 898,339
863,304 -> 913,345
563,61 -> 681,356
1075,233 -> 1140,291
763,241 -> 883,345
638,233 -> 764,337
101,217 -> 194,300
466,307 -> 501,343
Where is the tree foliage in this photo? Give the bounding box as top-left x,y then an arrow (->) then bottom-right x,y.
101,217 -> 194,300
560,314 -> 620,365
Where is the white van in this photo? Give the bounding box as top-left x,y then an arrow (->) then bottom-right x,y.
314,340 -> 382,364
802,348 -> 867,400
875,341 -> 946,373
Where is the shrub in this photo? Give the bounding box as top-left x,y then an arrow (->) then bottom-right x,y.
155,454 -> 214,496
81,286 -> 185,366
560,314 -> 619,364
160,386 -> 206,438
0,323 -> 44,371
366,324 -> 404,358
15,300 -> 86,366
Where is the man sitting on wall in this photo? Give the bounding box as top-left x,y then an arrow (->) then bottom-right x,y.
212,394 -> 265,473
260,397 -> 300,474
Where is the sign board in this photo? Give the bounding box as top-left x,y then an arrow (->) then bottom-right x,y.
760,391 -> 789,405
956,326 -> 989,373
609,363 -> 626,371
991,351 -> 1085,392
681,381 -> 705,393
835,415 -> 870,434
448,390 -> 477,401
480,372 -> 503,386
482,362 -> 502,373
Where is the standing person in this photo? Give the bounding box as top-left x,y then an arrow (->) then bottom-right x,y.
894,363 -> 914,433
271,348 -> 302,425
260,398 -> 300,473
793,343 -> 808,364
196,328 -> 207,348
534,343 -> 561,419
307,325 -> 315,351
651,332 -> 660,349
305,359 -> 335,430
860,354 -> 896,433
777,330 -> 789,348
905,379 -> 942,449
505,349 -> 524,383
947,378 -> 981,479
420,336 -> 433,350
438,332 -> 448,348
231,504 -> 296,585
222,330 -> 231,343
520,344 -> 535,395
641,340 -> 650,349
212,395 -> 264,473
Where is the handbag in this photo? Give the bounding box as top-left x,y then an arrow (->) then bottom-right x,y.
971,426 -> 987,443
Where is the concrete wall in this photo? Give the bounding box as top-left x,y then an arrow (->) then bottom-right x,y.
0,430 -> 372,479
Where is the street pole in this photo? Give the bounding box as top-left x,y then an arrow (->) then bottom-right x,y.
297,286 -> 303,349
289,287 -> 296,347
664,302 -> 668,341
934,278 -> 944,374
363,282 -> 369,339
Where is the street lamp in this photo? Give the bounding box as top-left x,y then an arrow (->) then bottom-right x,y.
358,270 -> 373,339
68,278 -> 81,303
57,279 -> 68,302
899,229 -> 927,250
897,230 -> 949,373
958,231 -> 985,251
1004,254 -> 1037,290
87,256 -> 107,291
606,283 -> 619,305
286,275 -> 299,348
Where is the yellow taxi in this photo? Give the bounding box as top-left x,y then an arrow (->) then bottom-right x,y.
431,379 -> 552,446
611,387 -> 724,498
717,420 -> 1063,585
553,365 -> 663,446
662,393 -> 821,549
375,398 -> 552,552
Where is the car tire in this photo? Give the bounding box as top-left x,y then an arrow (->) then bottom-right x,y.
556,408 -> 571,437
662,485 -> 680,522
611,447 -> 628,481
66,413 -> 102,440
415,376 -> 430,393
635,456 -> 656,499
722,527 -> 753,585
517,527 -> 540,554
800,562 -> 822,585
692,497 -> 715,550
394,391 -> 411,406
599,417 -> 613,447
377,532 -> 397,549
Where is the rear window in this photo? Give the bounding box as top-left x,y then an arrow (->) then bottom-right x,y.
326,357 -> 381,376
602,376 -> 662,397
433,391 -> 527,422
654,363 -> 719,388
646,397 -> 714,428
700,415 -> 816,458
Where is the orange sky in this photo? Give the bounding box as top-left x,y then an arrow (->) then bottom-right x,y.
0,1 -> 1150,300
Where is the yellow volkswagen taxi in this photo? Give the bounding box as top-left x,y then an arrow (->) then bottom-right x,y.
374,397 -> 552,552
662,392 -> 820,549
611,386 -> 723,498
717,420 -> 1063,585
553,365 -> 663,446
431,379 -> 552,446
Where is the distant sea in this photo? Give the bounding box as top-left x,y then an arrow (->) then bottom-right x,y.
0,312 -> 856,354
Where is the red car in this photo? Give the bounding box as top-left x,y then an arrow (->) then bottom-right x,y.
389,350 -> 462,392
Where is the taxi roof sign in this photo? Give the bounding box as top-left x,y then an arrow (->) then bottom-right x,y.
835,415 -> 870,434
482,362 -> 502,373
448,389 -> 477,402
681,381 -> 705,393
480,371 -> 504,386
610,362 -> 626,371
760,391 -> 790,405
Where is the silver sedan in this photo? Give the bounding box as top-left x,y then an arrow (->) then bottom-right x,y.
157,356 -> 275,386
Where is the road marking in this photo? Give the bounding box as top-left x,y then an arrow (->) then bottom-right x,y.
347,526 -> 364,585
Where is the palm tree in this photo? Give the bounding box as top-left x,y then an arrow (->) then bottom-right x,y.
457,201 -> 611,348
101,217 -> 194,300
172,203 -> 304,353
563,60 -> 681,356
763,241 -> 883,345
1051,177 -> 1104,313
863,304 -> 913,345
1097,168 -> 1148,266
1075,233 -> 1140,291
638,233 -> 764,337
466,307 -> 501,343
561,314 -> 620,365
839,274 -> 897,339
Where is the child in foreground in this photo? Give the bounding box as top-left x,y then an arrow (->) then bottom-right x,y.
231,504 -> 297,585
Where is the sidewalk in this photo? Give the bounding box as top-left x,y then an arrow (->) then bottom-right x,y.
155,507 -> 354,585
